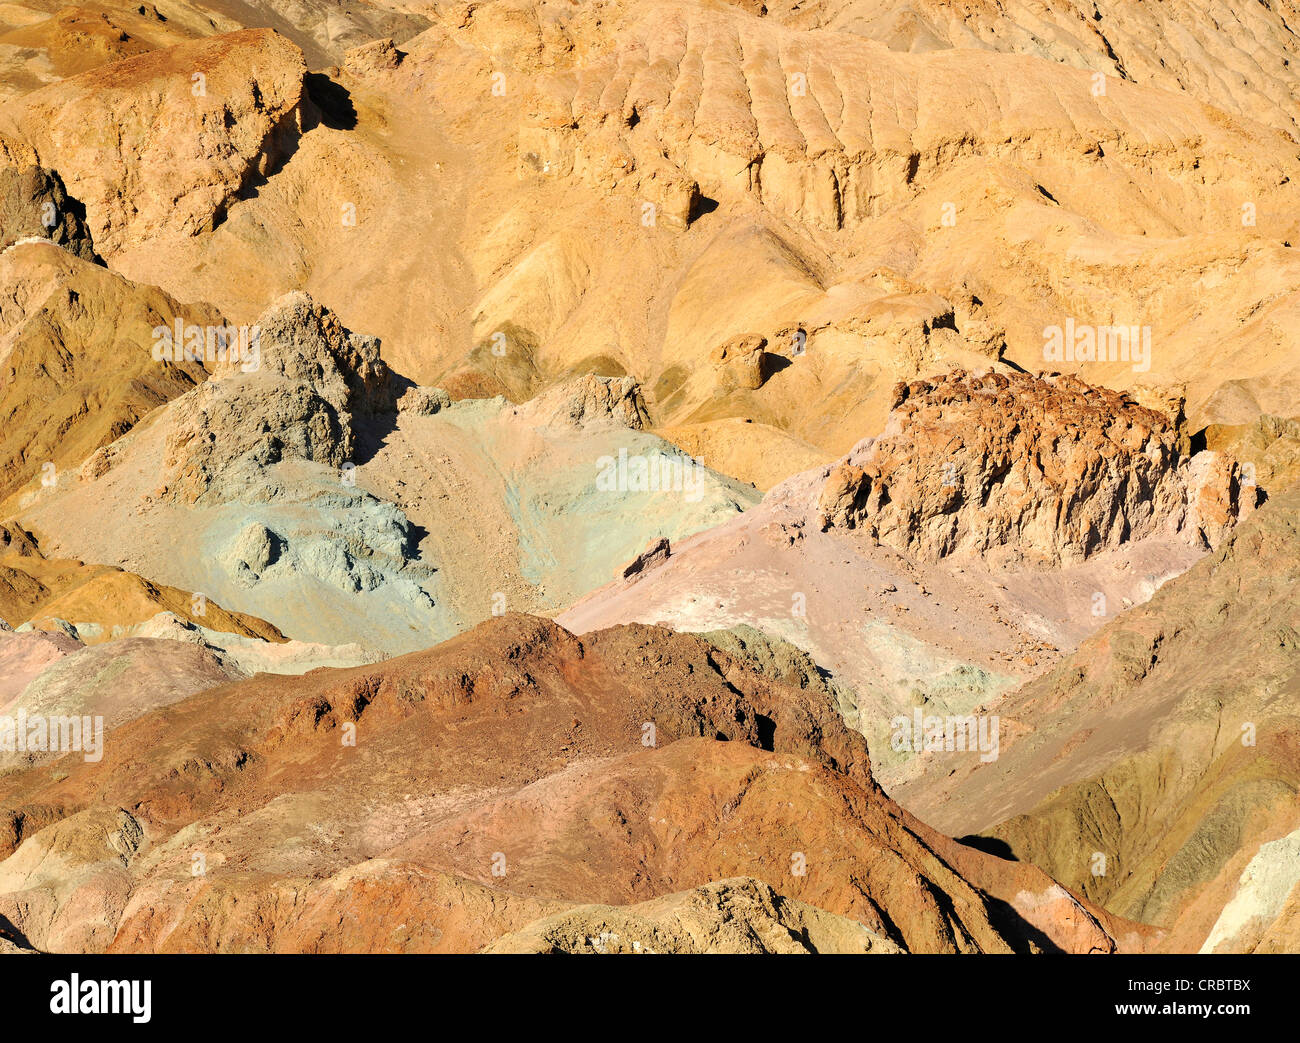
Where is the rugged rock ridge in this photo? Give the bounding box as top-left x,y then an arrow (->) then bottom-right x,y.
893,480 -> 1300,952
0,28 -> 306,255
0,136 -> 95,259
0,240 -> 210,503
814,371 -> 1252,565
509,2 -> 1300,233
158,291 -> 397,505
0,613 -> 1141,954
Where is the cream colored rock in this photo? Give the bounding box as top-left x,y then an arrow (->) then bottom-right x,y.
710,334 -> 769,392
508,374 -> 650,430
487,877 -> 904,954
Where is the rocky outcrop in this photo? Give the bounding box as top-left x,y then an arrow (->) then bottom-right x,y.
0,240 -> 209,501
0,137 -> 95,260
0,614 -> 1135,953
0,29 -> 306,255
1205,413 -> 1300,495
814,371 -> 1252,565
894,480 -> 1300,952
397,385 -> 451,417
621,536 -> 670,579
509,374 -> 650,430
12,287 -> 755,653
487,877 -> 903,954
158,291 -> 397,505
710,334 -> 770,392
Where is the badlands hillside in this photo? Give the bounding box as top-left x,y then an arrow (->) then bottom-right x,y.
0,0 -> 1296,957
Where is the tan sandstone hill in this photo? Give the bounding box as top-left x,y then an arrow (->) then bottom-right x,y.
1,4 -> 1294,495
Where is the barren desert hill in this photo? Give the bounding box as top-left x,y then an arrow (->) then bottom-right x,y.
0,240 -> 212,502
892,478 -> 1300,953
0,612 -> 1147,953
8,287 -> 759,653
2,2 -> 1299,491
759,0 -> 1300,138
0,541 -> 285,645
559,369 -> 1259,786
0,0 -> 427,97
0,0 -> 1297,961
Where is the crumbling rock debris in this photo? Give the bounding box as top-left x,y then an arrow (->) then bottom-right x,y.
160,291 -> 397,504
397,385 -> 452,416
487,876 -> 902,954
344,37 -> 406,79
511,374 -> 651,430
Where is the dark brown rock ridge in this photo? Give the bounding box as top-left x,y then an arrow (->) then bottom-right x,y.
0,137 -> 95,260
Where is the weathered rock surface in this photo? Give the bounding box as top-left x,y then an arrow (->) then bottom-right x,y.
487,876 -> 903,954
17,4 -> 1296,487
0,136 -> 95,259
621,536 -> 670,579
0,28 -> 306,256
0,241 -> 210,504
814,371 -> 1253,565
0,614 -> 1141,954
157,290 -> 397,506
561,369 -> 1231,785
15,293 -> 755,652
710,334 -> 770,393
2,0 -> 1299,958
765,0 -> 1300,138
894,480 -> 1300,953
508,374 -> 651,431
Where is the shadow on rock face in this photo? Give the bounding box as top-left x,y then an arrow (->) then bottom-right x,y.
304,72 -> 359,131
957,834 -> 1019,861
